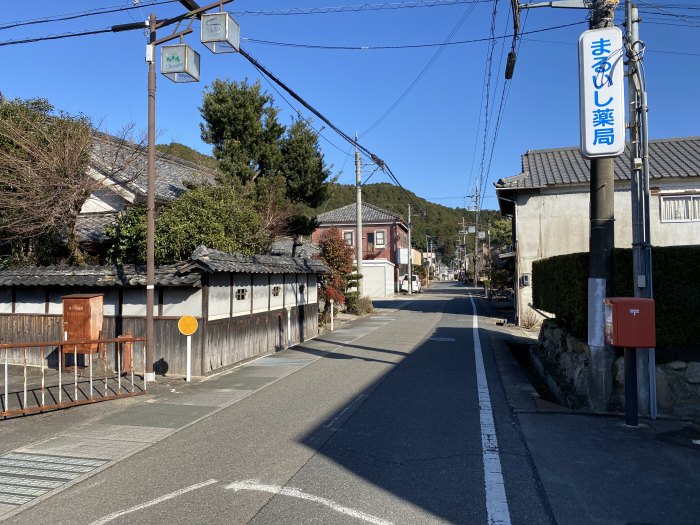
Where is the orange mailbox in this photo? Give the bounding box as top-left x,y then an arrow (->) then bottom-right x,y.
604,297 -> 656,348
62,294 -> 104,354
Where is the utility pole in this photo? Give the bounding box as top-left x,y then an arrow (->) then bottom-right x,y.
407,204 -> 413,294
626,0 -> 656,419
587,0 -> 618,412
355,133 -> 364,298
473,185 -> 480,288
145,13 -> 157,383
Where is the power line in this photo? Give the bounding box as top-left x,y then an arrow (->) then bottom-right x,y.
522,36 -> 700,57
636,0 -> 700,25
243,21 -> 587,51
0,1 -> 177,32
237,47 -> 425,214
251,62 -> 352,157
361,2 -> 479,137
476,0 -> 500,203
0,27 -> 114,47
231,0 -> 490,17
0,19 -> 587,50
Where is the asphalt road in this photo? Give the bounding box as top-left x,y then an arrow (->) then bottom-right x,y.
3,282 -> 554,525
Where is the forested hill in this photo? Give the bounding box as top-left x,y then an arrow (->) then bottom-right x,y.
313,182 -> 507,259
156,142 -> 219,171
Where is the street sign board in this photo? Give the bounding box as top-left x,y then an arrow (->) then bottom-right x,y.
578,27 -> 625,159
178,315 -> 198,336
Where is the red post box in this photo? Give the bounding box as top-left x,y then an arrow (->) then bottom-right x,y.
604,297 -> 656,348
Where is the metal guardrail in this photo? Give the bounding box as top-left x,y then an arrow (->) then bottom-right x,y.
1,336 -> 147,419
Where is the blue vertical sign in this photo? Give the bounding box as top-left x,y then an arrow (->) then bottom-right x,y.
578,27 -> 625,158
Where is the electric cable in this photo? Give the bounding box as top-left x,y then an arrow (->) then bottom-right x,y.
476,0 -> 500,203
360,1 -> 478,137
251,61 -> 352,157
636,0 -> 700,25
0,1 -> 177,32
231,0 -> 489,17
239,46 -> 425,214
0,27 -> 114,47
244,21 -> 587,51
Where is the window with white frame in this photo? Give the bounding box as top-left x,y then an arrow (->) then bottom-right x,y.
375,230 -> 386,247
661,195 -> 700,222
343,231 -> 354,246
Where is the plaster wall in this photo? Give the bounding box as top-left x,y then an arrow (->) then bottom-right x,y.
515,180 -> 700,323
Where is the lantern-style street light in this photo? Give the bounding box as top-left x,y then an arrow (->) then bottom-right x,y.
161,42 -> 201,82
142,1 -> 236,382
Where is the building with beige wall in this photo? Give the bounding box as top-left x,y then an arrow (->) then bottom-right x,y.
496,137 -> 700,325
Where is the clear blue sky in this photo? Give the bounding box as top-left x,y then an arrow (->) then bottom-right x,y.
1,1 -> 698,210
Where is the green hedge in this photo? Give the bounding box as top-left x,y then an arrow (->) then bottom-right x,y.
532,247 -> 700,349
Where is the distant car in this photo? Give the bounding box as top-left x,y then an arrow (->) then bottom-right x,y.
401,274 -> 421,293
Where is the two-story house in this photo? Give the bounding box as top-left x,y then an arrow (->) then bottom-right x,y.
312,203 -> 410,296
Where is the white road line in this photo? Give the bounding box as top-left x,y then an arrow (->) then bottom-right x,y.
322,393 -> 368,431
89,479 -> 218,525
470,296 -> 511,525
226,480 -> 393,525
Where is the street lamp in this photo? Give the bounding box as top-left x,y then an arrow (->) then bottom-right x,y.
142,1 -> 235,382
200,12 -> 240,53
161,42 -> 201,82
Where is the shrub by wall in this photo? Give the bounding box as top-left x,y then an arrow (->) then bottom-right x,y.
532,253 -> 588,336
532,246 -> 700,351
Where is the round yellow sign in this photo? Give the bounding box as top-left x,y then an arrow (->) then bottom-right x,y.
178,315 -> 198,336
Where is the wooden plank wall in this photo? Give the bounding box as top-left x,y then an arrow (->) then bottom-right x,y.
0,300 -> 319,376
202,304 -> 319,375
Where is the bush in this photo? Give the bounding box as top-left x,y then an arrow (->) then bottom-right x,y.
345,294 -> 373,315
344,291 -> 359,313
532,246 -> 700,350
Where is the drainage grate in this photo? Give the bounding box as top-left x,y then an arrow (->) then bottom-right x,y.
0,453 -> 108,507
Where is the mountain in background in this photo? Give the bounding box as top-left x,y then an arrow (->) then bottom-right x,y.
156,142 -> 219,171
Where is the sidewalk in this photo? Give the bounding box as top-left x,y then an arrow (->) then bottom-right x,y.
482,294 -> 700,525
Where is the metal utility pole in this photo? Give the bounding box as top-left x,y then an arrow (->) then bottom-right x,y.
473,185 -> 480,288
407,204 -> 413,294
355,134 -> 364,297
626,0 -> 656,419
145,13 -> 157,382
586,0 -> 617,412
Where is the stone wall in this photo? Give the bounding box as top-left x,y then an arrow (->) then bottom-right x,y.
536,319 -> 700,419
535,320 -> 589,409
614,358 -> 700,419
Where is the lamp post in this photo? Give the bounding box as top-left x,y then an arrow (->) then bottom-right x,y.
142,1 -> 235,381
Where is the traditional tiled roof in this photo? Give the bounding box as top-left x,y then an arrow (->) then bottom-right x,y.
0,264 -> 199,288
90,133 -> 216,203
317,202 -> 404,225
75,212 -> 120,243
186,246 -> 327,275
495,136 -> 700,190
269,237 -> 321,258
0,247 -> 327,288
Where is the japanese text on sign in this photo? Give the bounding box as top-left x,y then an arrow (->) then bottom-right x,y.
578,27 -> 625,159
